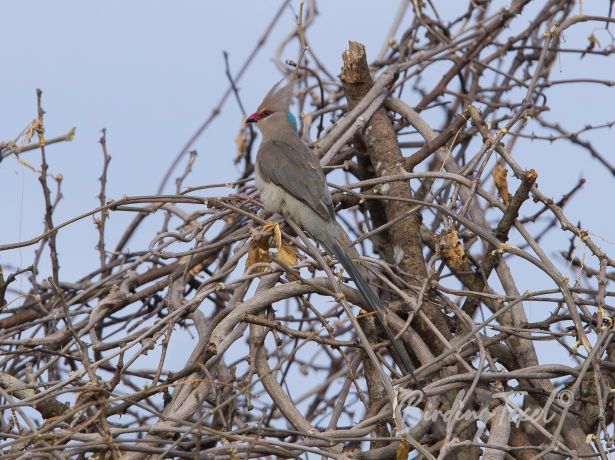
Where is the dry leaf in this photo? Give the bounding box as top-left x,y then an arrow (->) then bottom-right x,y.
263,221 -> 282,249
581,33 -> 598,59
245,237 -> 271,273
434,227 -> 467,269
493,164 -> 510,205
264,222 -> 298,269
278,243 -> 299,281
396,438 -> 410,460
277,243 -> 297,267
246,222 -> 297,274
234,121 -> 251,165
190,262 -> 204,276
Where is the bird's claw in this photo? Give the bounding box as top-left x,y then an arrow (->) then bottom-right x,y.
229,193 -> 263,208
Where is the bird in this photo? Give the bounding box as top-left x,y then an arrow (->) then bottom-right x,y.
246,79 -> 417,381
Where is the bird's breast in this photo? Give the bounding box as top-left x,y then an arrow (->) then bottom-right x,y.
255,160 -> 285,215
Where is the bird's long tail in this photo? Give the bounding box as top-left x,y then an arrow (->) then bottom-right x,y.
327,240 -> 420,386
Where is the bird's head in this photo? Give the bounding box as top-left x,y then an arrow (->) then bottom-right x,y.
246,80 -> 297,131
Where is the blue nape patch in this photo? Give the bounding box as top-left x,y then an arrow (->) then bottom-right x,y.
286,110 -> 298,130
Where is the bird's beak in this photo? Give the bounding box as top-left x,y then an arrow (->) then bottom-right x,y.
246,112 -> 259,124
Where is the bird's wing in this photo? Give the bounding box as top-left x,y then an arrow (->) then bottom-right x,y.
257,139 -> 334,222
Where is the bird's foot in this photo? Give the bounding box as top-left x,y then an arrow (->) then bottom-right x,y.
229,193 -> 263,208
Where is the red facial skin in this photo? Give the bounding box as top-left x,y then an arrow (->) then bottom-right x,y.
246,109 -> 273,123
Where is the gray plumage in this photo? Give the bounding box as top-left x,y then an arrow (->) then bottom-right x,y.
247,80 -> 417,381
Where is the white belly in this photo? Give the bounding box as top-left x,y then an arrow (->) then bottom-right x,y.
255,163 -> 286,215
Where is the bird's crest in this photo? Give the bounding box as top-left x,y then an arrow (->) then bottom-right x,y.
258,79 -> 294,113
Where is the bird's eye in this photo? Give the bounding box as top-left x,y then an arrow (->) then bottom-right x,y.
261,110 -> 273,117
